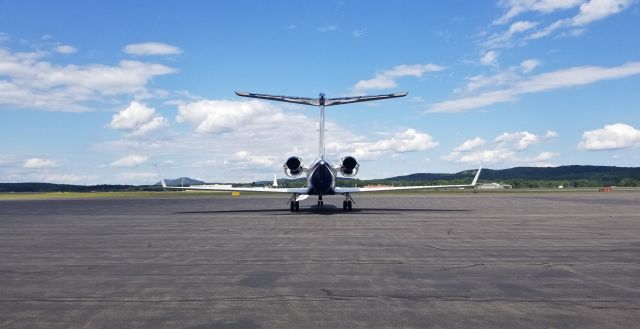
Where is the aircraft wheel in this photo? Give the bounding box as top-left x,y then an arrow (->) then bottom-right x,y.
290,201 -> 295,212
347,200 -> 353,211
295,201 -> 300,211
343,201 -> 347,211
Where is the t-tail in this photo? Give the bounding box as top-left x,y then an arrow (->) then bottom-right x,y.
235,91 -> 408,160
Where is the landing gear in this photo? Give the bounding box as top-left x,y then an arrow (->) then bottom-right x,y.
289,194 -> 301,212
317,195 -> 324,206
289,200 -> 300,212
343,193 -> 354,211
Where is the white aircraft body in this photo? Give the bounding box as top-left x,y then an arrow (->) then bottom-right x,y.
162,91 -> 482,212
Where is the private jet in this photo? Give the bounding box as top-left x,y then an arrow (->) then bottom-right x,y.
161,91 -> 482,212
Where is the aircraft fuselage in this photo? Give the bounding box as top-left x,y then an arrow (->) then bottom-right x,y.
306,159 -> 336,196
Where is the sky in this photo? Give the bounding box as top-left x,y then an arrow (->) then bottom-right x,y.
1,0 -> 640,184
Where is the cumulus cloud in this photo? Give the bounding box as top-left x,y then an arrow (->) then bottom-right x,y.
0,48 -> 176,111
454,137 -> 486,152
176,99 -> 300,134
442,130 -> 557,165
108,101 -> 168,136
351,64 -> 444,94
55,45 -> 77,54
23,158 -> 57,169
495,131 -> 540,150
110,155 -> 149,167
124,42 -> 182,56
428,62 -> 640,113
327,129 -> 438,161
578,123 -> 640,150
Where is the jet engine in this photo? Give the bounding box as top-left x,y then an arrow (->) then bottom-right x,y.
338,156 -> 359,177
283,156 -> 304,177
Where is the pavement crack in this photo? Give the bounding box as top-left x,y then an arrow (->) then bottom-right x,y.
436,263 -> 484,271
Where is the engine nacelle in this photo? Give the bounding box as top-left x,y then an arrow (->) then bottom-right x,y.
283,156 -> 304,177
338,156 -> 359,177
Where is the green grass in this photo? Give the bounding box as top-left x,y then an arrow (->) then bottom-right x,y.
2,187 -> 637,201
0,191 -> 234,200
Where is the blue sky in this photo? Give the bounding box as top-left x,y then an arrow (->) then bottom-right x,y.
1,0 -> 640,184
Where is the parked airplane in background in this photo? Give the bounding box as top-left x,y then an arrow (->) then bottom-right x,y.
162,91 -> 482,212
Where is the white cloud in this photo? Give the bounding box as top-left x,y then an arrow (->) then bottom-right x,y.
480,51 -> 500,67
442,130 -> 557,165
494,0 -> 584,25
226,151 -> 277,168
327,129 -> 438,161
526,0 -> 633,40
110,155 -> 149,167
108,101 -> 168,136
176,99 -> 298,134
351,64 -> 444,94
24,158 -> 57,169
572,0 -> 632,26
544,130 -> 559,138
428,62 -> 640,112
55,45 -> 77,54
495,131 -> 539,150
520,59 -> 540,73
578,123 -> 640,150
124,42 -> 182,56
454,137 -> 486,152
483,20 -> 537,48
0,48 -> 176,111
317,25 -> 338,32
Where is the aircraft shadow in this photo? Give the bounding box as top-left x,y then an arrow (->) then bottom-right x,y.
177,206 -> 471,216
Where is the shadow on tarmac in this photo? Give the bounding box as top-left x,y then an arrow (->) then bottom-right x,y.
177,206 -> 471,216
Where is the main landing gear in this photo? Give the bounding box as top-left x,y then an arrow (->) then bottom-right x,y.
342,193 -> 354,211
288,194 -> 300,212
317,195 -> 324,206
289,200 -> 300,212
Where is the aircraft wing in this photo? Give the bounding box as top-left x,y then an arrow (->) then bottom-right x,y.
161,180 -> 309,194
335,166 -> 482,193
325,92 -> 408,106
235,91 -> 319,106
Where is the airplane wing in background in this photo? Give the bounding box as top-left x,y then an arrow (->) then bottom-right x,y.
160,180 -> 309,194
235,91 -> 320,106
325,92 -> 408,106
335,166 -> 482,193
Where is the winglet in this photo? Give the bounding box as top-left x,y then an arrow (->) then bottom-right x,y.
471,165 -> 483,186
154,164 -> 168,189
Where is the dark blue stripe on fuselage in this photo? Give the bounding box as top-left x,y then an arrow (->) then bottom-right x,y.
308,162 -> 335,195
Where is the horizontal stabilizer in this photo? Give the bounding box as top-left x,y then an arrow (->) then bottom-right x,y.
235,91 -> 319,106
325,92 -> 408,106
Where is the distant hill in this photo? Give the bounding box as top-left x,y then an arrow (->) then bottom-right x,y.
387,165 -> 640,182
2,166 -> 640,192
156,177 -> 206,186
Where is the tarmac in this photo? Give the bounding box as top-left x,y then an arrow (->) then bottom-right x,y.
0,192 -> 639,328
